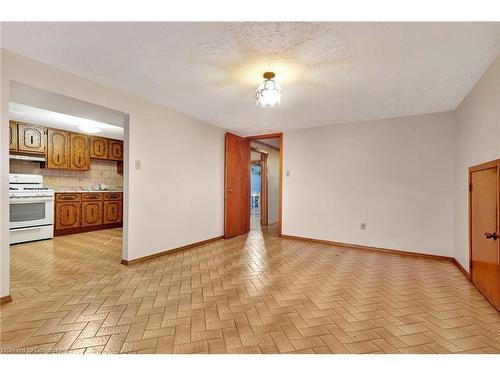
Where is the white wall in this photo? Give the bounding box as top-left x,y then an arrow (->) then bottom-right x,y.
454,55 -> 500,271
0,50 -> 225,298
0,44 -> 9,298
283,112 -> 456,257
251,142 -> 280,224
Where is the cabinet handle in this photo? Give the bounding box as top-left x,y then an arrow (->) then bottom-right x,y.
30,135 -> 34,144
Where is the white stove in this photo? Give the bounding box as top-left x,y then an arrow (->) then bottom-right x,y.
9,174 -> 54,244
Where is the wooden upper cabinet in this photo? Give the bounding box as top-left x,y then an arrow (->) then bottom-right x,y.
9,121 -> 18,151
47,129 -> 70,169
70,133 -> 90,170
108,140 -> 123,161
90,137 -> 108,159
17,123 -> 47,154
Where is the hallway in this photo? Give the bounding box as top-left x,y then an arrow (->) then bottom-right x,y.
1,226 -> 499,354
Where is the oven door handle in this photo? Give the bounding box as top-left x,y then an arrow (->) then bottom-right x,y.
10,198 -> 54,204
9,225 -> 53,232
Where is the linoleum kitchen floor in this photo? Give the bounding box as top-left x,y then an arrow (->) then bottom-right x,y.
1,226 -> 499,354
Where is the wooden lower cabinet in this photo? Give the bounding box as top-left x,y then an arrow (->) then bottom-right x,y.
55,202 -> 81,230
54,192 -> 122,235
81,201 -> 103,227
103,201 -> 122,224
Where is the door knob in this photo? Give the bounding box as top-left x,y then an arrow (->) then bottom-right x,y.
227,189 -> 232,193
484,232 -> 498,240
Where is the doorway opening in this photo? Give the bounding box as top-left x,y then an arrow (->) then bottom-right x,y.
6,82 -> 129,301
250,158 -> 265,228
250,161 -> 262,222
224,132 -> 282,238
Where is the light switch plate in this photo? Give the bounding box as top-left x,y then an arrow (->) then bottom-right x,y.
135,160 -> 141,170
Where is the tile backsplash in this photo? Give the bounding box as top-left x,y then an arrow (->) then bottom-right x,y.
10,159 -> 123,191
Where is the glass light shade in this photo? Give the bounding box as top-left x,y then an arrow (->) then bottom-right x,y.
255,78 -> 282,108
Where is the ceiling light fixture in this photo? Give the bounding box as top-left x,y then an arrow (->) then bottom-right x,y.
78,125 -> 102,134
255,72 -> 282,108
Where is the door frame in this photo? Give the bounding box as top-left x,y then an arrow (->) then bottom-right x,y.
468,159 -> 500,293
246,133 -> 283,237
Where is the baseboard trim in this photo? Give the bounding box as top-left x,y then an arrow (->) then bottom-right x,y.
452,258 -> 471,280
121,236 -> 224,265
1,295 -> 13,305
55,223 -> 122,237
281,234 -> 454,262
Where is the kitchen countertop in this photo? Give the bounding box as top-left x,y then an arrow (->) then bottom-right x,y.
55,190 -> 123,193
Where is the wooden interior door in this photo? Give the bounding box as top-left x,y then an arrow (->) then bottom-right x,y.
224,132 -> 250,238
470,160 -> 500,311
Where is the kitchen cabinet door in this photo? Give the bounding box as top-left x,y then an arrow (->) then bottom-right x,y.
55,202 -> 81,230
108,140 -> 123,161
56,193 -> 81,203
103,192 -> 122,201
9,121 -> 18,151
81,201 -> 103,227
17,123 -> 47,154
47,129 -> 70,169
82,192 -> 103,202
90,137 -> 108,159
70,133 -> 90,170
103,200 -> 122,224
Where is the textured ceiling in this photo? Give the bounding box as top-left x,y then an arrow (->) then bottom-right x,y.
2,22 -> 499,135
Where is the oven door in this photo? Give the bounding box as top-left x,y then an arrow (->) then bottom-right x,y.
9,197 -> 54,229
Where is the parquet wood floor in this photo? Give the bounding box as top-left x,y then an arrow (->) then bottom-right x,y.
1,223 -> 499,354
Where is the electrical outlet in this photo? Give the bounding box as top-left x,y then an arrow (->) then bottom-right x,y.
360,222 -> 366,230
